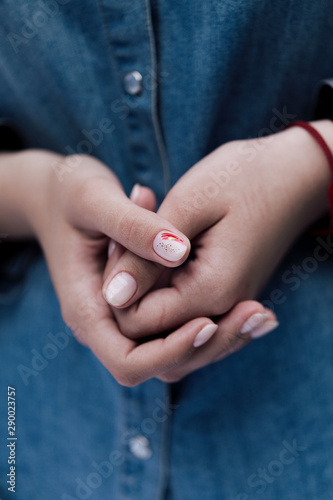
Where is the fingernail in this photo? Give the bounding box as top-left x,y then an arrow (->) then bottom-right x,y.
240,313 -> 268,334
130,184 -> 141,203
250,320 -> 279,339
193,324 -> 218,348
240,313 -> 279,339
104,272 -> 137,307
108,239 -> 116,258
153,231 -> 187,262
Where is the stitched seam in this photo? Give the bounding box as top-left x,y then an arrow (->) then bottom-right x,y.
142,0 -> 171,195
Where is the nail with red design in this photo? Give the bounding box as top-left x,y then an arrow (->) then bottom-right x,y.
153,231 -> 188,262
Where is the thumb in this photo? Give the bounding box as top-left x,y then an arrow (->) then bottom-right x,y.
103,184 -> 173,308
73,157 -> 191,267
102,169 -> 221,309
103,184 -> 158,280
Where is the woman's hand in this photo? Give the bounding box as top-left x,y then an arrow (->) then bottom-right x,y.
2,150 -> 224,386
1,150 -> 273,386
104,121 -> 332,374
104,183 -> 279,383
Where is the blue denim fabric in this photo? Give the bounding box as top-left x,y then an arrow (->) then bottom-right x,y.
1,1 -> 333,499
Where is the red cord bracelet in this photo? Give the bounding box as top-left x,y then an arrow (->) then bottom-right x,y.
286,120 -> 333,236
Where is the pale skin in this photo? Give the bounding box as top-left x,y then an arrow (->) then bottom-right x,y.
103,121 -> 332,381
0,120 -> 331,385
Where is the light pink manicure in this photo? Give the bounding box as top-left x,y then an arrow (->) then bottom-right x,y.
153,231 -> 187,262
104,272 -> 137,307
240,312 -> 279,339
108,239 -> 116,258
130,184 -> 141,203
250,320 -> 279,339
193,324 -> 218,348
240,313 -> 268,334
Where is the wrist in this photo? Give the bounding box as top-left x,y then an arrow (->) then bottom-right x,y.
298,120 -> 333,233
0,149 -> 60,239
309,119 -> 333,151
23,150 -> 64,241
276,121 -> 332,229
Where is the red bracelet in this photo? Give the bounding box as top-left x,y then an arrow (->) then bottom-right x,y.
286,120 -> 333,236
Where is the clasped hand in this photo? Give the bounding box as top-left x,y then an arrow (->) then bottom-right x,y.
32,123 -> 329,385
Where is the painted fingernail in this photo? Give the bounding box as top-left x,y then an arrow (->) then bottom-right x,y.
240,313 -> 279,338
108,239 -> 116,258
153,231 -> 187,262
130,184 -> 141,203
104,272 -> 137,307
250,320 -> 279,339
240,313 -> 268,334
193,324 -> 218,348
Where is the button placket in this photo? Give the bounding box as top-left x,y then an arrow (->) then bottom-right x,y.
129,435 -> 153,460
115,380 -> 173,500
96,0 -> 169,200
124,70 -> 143,96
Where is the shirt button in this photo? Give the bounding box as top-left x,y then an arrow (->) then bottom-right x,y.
128,435 -> 152,460
124,71 -> 143,96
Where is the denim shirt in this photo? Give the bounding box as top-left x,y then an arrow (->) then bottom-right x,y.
1,2 -> 333,499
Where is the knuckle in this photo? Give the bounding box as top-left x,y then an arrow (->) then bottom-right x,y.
60,293 -> 98,346
113,310 -> 144,339
154,299 -> 169,331
114,303 -> 164,338
114,370 -> 142,387
60,308 -> 87,345
60,303 -> 84,339
112,362 -> 143,387
214,329 -> 245,361
60,302 -> 73,328
116,210 -> 140,246
158,372 -> 183,384
77,177 -> 99,212
116,209 -> 152,250
203,275 -> 237,316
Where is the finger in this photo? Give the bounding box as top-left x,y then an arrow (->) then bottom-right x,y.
103,184 -> 157,280
102,156 -> 228,309
157,162 -> 224,237
102,183 -> 166,308
72,157 -> 191,267
54,230 -> 218,387
156,301 -> 278,383
129,184 -> 157,212
75,310 -> 218,387
110,216 -> 246,336
109,252 -> 208,335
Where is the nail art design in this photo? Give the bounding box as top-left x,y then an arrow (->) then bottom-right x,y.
153,231 -> 187,262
